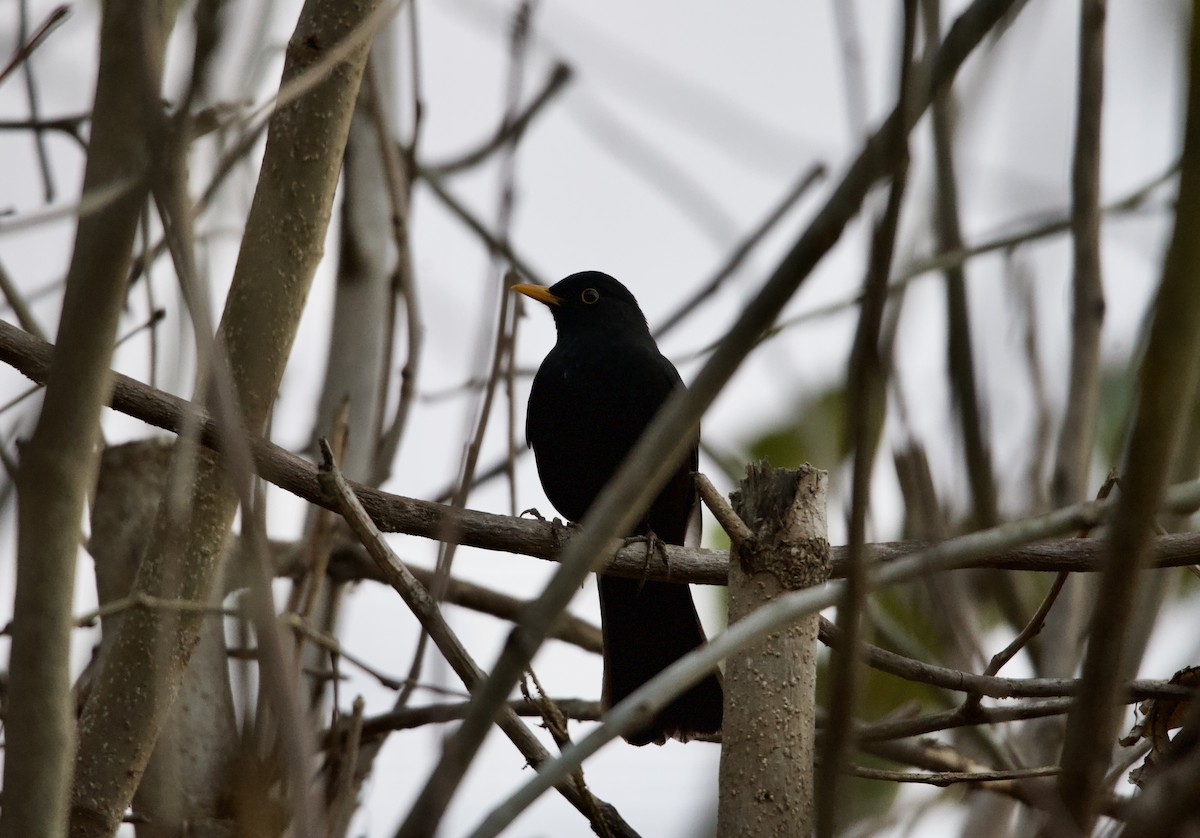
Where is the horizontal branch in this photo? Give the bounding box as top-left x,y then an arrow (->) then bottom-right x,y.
2,319 -> 1200,585
854,698 -> 1075,742
324,698 -> 603,747
819,617 -> 1188,701
848,764 -> 1059,787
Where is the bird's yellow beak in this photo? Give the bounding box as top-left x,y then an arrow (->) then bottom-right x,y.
511,283 -> 562,306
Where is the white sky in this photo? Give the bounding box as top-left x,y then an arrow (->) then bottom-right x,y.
0,0 -> 1191,835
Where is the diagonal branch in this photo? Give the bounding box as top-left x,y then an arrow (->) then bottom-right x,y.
318,441 -> 639,838
1056,1 -> 1200,829
395,4 -> 1047,832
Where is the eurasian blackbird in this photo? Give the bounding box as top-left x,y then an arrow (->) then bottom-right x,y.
513,271 -> 723,746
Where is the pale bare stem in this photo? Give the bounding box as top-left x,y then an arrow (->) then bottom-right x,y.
137,202 -> 160,389
819,6 -> 917,833
1056,2 -> 1200,829
497,1 -> 530,515
300,33 -> 400,775
830,0 -> 870,137
1011,259 -> 1054,512
315,51 -> 396,486
402,0 -> 424,150
316,441 -> 640,838
504,280 -> 521,516
1,2 -> 170,836
146,15 -> 321,829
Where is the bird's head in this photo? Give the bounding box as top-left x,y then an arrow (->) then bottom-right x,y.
512,271 -> 650,339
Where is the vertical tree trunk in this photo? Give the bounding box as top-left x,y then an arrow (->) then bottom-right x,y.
0,3 -> 171,836
68,1 -> 383,834
90,441 -> 239,838
718,463 -> 829,837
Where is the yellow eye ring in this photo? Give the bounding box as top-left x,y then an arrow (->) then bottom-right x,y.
581,288 -> 600,304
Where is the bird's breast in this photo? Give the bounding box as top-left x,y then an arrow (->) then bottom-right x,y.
526,338 -> 681,522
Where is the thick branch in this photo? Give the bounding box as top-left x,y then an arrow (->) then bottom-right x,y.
68,2 -> 383,835
5,321 -> 1200,587
1,3 -> 169,836
1056,1 -> 1200,830
719,464 -> 829,837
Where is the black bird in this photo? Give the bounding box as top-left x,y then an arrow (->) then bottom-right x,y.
513,271 -> 723,746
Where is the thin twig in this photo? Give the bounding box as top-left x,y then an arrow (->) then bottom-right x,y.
693,472 -> 753,545
317,440 -> 640,838
329,696 -> 366,838
1057,0 -> 1200,825
818,617 -> 1187,702
411,4 -> 1034,831
369,58 -> 425,484
1052,0 -> 1108,508
653,162 -> 827,338
425,62 -> 572,175
848,764 -> 1059,786
820,6 -> 917,830
323,698 -> 603,746
855,697 -> 1076,743
0,4 -> 69,88
922,0 -> 998,529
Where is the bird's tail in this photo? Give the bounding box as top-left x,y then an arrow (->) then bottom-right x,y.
598,575 -> 723,746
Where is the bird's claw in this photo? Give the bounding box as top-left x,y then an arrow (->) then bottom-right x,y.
622,532 -> 671,578
522,508 -> 576,547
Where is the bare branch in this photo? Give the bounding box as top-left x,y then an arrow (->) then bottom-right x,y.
1,2 -> 169,835
1057,1 -> 1200,828
317,440 -> 640,838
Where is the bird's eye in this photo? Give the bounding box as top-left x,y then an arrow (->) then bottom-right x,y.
581,288 -> 600,304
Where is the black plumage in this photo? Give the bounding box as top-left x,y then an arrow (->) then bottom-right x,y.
514,271 -> 723,746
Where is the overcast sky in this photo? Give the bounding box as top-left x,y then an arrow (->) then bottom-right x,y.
0,0 -> 1190,835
